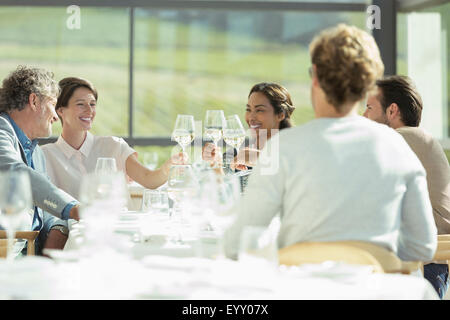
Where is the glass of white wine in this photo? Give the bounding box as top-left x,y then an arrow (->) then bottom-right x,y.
223,114 -> 246,159
204,110 -> 225,147
171,115 -> 195,154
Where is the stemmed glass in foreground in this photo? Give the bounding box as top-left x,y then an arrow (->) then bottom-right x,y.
78,172 -> 128,252
167,165 -> 198,243
0,170 -> 32,261
204,110 -> 225,148
171,115 -> 195,154
201,172 -> 241,258
95,157 -> 117,174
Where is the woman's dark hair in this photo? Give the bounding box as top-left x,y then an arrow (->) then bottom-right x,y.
376,75 -> 423,127
248,82 -> 295,130
56,77 -> 98,122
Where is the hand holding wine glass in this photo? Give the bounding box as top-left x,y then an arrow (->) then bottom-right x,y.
160,151 -> 190,177
230,147 -> 260,171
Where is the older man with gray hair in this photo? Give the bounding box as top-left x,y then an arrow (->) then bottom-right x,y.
0,65 -> 80,257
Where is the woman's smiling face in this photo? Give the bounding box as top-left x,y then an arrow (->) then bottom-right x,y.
245,91 -> 283,139
57,87 -> 97,131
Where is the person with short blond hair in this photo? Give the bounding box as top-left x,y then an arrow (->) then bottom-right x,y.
224,24 -> 437,264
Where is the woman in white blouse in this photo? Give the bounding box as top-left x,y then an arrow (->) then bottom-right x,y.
41,77 -> 186,199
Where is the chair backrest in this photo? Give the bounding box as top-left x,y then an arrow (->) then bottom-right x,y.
337,241 -> 422,274
278,241 -> 421,274
0,230 -> 40,258
438,234 -> 450,242
434,237 -> 450,263
278,241 -> 385,273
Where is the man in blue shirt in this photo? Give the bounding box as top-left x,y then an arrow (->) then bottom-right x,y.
0,65 -> 80,255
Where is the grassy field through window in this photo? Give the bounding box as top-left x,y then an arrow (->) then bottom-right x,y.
4,7 -> 447,164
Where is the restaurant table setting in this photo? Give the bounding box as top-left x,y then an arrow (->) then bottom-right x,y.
0,112 -> 440,300
1,168 -> 437,300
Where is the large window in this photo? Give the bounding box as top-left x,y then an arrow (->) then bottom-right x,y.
0,7 -> 130,137
133,9 -> 366,139
0,3 -> 366,151
397,2 -> 450,144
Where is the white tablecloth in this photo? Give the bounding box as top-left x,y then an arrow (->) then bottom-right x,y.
0,252 -> 438,300
1,210 -> 437,300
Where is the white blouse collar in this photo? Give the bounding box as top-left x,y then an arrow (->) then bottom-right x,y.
56,131 -> 94,159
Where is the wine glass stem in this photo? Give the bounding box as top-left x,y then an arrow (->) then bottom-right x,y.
6,228 -> 15,262
216,232 -> 226,260
170,201 -> 183,243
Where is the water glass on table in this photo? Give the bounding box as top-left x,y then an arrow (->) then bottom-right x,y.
142,189 -> 169,216
78,172 -> 128,251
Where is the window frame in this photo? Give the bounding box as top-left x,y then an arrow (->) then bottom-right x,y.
1,0 -> 400,147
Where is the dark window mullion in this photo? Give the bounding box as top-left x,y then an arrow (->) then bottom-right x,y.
129,7 -> 135,145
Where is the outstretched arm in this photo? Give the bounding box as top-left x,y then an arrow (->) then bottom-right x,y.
125,152 -> 188,189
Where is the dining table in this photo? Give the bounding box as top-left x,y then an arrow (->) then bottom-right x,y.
0,201 -> 440,301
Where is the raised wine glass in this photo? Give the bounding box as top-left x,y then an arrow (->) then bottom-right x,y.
171,115 -> 195,154
223,114 -> 247,174
204,110 -> 225,148
223,114 -> 246,154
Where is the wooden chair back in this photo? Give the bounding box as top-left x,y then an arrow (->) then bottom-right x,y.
0,230 -> 40,258
278,240 -> 421,274
278,241 -> 385,273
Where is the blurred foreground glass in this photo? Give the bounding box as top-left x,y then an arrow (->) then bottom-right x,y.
197,171 -> 241,258
167,165 -> 198,216
204,173 -> 240,233
0,170 -> 32,261
78,172 -> 128,251
167,165 -> 198,243
141,189 -> 169,215
95,157 -> 117,174
238,226 -> 278,270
